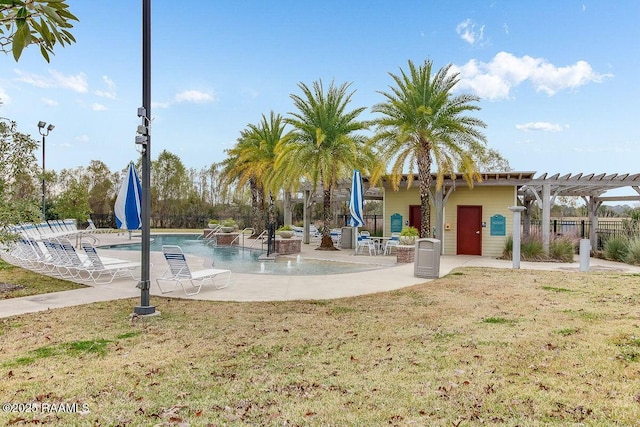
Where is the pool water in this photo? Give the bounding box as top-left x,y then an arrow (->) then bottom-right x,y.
102,234 -> 383,276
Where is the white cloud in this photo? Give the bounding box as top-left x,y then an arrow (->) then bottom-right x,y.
13,70 -> 50,88
174,90 -> 215,103
0,87 -> 12,104
75,135 -> 90,143
95,75 -> 117,99
151,90 -> 216,109
49,70 -> 88,93
152,101 -> 171,109
14,69 -> 88,93
515,122 -> 566,132
451,51 -> 612,99
456,19 -> 485,45
40,97 -> 58,107
92,103 -> 107,111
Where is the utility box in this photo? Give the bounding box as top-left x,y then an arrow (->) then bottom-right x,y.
341,227 -> 354,249
414,238 -> 441,279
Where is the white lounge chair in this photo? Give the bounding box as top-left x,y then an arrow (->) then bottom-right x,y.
156,245 -> 231,296
81,243 -> 141,284
41,238 -> 80,278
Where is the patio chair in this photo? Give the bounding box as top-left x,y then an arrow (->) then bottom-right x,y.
330,228 -> 342,246
356,232 -> 377,256
80,242 -> 141,284
156,245 -> 231,296
383,233 -> 400,255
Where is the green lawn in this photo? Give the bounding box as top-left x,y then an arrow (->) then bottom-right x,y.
1,267 -> 640,425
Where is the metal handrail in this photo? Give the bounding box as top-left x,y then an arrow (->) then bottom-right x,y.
202,225 -> 223,245
247,229 -> 267,249
230,228 -> 255,246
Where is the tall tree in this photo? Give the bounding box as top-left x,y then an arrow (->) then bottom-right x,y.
372,59 -> 487,237
151,150 -> 189,217
0,0 -> 78,62
0,118 -> 40,242
86,160 -> 116,216
222,111 -> 288,235
53,166 -> 90,224
475,147 -> 511,172
278,80 -> 371,249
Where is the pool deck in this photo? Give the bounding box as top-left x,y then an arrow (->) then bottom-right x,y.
2,232 -> 640,318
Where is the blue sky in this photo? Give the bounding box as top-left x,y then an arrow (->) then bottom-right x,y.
1,0 -> 639,187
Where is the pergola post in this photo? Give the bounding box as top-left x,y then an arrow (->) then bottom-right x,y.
284,191 -> 292,226
509,206 -> 527,269
522,199 -> 533,239
541,183 -> 551,254
303,189 -> 311,244
585,196 -> 602,250
433,188 -> 444,241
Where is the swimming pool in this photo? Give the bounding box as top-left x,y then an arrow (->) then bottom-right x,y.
101,234 -> 384,276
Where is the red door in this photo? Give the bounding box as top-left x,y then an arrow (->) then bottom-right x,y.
457,205 -> 482,255
409,205 -> 422,236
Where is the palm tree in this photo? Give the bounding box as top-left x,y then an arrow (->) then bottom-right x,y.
372,59 -> 488,238
221,111 -> 288,235
277,80 -> 371,249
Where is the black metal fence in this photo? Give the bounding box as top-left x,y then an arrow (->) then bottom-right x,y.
336,215 -> 384,235
90,213 -> 385,234
90,213 -> 243,230
528,219 -> 638,250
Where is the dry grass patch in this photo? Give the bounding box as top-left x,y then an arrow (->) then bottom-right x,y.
0,259 -> 86,299
1,267 -> 640,425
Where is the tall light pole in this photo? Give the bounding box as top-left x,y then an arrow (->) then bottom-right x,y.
37,121 -> 55,220
133,0 -> 156,316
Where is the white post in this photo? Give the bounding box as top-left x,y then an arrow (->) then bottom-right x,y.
579,239 -> 591,272
509,206 -> 527,269
542,184 -> 551,255
354,226 -> 359,254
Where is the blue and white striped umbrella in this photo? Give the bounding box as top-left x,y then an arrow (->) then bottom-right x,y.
349,169 -> 365,228
114,162 -> 142,230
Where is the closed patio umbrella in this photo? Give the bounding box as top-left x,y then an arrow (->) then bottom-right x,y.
114,162 -> 142,237
349,169 -> 365,253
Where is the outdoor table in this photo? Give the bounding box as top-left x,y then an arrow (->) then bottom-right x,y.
370,236 -> 391,255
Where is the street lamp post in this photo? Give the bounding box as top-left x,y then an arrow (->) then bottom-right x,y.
37,121 -> 55,220
132,0 -> 156,316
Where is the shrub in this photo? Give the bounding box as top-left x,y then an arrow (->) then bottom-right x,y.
277,225 -> 292,231
400,226 -> 419,237
208,219 -> 219,224
521,236 -> 544,260
221,218 -> 236,227
549,237 -> 575,262
603,236 -> 628,262
502,235 -> 513,258
624,237 -> 640,265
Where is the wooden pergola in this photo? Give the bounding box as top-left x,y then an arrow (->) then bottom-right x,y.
518,173 -> 640,252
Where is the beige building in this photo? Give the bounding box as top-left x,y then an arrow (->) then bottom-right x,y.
298,171 -> 640,258
381,173 -> 527,257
